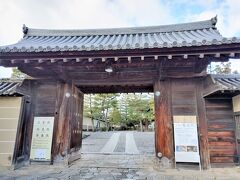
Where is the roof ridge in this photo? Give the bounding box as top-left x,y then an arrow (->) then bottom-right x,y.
23,17 -> 217,37
211,74 -> 240,79
0,78 -> 23,83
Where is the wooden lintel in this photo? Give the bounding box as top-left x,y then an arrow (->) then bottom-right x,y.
73,79 -> 153,86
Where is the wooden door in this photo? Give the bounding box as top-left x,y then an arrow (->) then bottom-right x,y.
70,87 -> 83,150
12,97 -> 31,169
68,86 -> 83,164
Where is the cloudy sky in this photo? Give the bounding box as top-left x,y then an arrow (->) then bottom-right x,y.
0,0 -> 240,78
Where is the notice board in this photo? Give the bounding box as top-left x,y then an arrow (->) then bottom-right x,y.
30,117 -> 54,161
173,116 -> 200,163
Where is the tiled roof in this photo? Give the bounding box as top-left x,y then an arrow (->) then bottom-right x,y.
0,17 -> 239,53
0,81 -> 22,96
212,74 -> 240,90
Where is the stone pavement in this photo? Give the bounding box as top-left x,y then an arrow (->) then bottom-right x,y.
1,153 -> 240,180
81,131 -> 154,155
0,132 -> 240,179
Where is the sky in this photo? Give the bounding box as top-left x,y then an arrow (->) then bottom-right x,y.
0,0 -> 240,78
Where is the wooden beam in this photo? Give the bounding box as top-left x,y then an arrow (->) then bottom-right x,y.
1,43 -> 240,61
196,79 -> 211,169
19,81 -> 37,167
154,80 -> 174,163
73,79 -> 154,86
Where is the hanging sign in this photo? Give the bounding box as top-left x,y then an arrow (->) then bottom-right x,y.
30,117 -> 54,161
173,116 -> 200,163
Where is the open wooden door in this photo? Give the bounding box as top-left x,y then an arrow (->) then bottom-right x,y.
12,96 -> 31,169
68,85 -> 84,164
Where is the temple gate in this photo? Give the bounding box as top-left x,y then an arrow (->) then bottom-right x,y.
0,17 -> 240,169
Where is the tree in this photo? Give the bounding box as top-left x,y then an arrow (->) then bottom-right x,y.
233,70 -> 239,74
84,93 -> 154,131
119,93 -> 154,131
84,94 -> 95,131
213,62 -> 232,74
11,68 -> 27,79
109,107 -> 121,126
84,94 -> 118,131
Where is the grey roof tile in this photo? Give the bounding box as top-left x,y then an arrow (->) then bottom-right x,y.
0,81 -> 22,96
0,17 -> 239,53
212,74 -> 240,91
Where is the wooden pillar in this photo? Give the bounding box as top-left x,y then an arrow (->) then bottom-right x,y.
52,82 -> 73,164
196,80 -> 210,169
154,80 -> 174,161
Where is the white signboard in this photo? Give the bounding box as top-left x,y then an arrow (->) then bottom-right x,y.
30,117 -> 54,161
173,116 -> 200,163
232,95 -> 240,113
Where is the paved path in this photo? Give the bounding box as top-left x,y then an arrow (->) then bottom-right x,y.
100,132 -> 121,153
125,132 -> 139,154
1,154 -> 240,179
82,131 -> 154,155
1,132 -> 240,179
0,132 -> 240,180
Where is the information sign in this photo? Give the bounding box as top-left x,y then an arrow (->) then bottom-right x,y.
173,116 -> 200,163
30,117 -> 54,161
